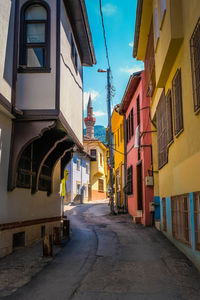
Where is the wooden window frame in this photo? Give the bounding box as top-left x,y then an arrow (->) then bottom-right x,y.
194,192 -> 200,251
157,90 -> 168,169
172,69 -> 184,136
126,165 -> 133,195
190,18 -> 200,113
98,179 -> 104,193
19,0 -> 51,73
90,149 -> 96,161
171,194 -> 191,246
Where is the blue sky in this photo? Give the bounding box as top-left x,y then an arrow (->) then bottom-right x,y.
83,0 -> 144,128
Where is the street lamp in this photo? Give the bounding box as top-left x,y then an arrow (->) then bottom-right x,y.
97,68 -> 115,215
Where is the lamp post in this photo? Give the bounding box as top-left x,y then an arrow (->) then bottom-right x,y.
98,68 -> 115,214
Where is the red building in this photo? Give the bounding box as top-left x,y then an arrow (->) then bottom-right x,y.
119,71 -> 154,226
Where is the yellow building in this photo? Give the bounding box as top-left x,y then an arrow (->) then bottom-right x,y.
84,96 -> 107,200
111,106 -> 126,211
134,0 -> 200,270
83,139 -> 107,200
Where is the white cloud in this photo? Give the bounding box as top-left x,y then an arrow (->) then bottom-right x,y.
94,110 -> 106,117
83,90 -> 100,110
102,4 -> 117,16
119,66 -> 143,75
129,41 -> 133,48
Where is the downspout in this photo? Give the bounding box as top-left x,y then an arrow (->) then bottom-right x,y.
123,113 -> 128,213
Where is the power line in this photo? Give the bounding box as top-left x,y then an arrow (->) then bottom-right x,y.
99,0 -> 111,70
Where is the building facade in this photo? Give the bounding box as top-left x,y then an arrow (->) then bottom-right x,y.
65,151 -> 90,204
0,0 -> 95,257
111,106 -> 126,211
83,97 -> 107,200
120,71 -> 154,226
134,0 -> 200,269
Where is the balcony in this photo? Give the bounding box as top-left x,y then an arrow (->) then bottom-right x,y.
155,0 -> 183,87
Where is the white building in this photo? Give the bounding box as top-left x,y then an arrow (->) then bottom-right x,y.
65,151 -> 91,203
0,0 -> 96,257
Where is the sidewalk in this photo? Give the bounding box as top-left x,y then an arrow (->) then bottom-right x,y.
0,236 -> 68,297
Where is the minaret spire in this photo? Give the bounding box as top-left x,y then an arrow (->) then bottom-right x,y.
84,94 -> 96,139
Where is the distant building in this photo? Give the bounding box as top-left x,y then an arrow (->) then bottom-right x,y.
65,151 -> 91,204
0,0 -> 96,257
119,71 -> 154,226
84,97 -> 107,200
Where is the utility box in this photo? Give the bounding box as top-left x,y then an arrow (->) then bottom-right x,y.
145,176 -> 154,186
149,202 -> 155,212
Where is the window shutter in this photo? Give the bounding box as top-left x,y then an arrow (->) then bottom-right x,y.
156,90 -> 168,169
190,18 -> 200,111
166,90 -> 173,144
172,69 -> 183,135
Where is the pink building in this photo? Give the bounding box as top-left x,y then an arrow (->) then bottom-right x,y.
119,71 -> 154,226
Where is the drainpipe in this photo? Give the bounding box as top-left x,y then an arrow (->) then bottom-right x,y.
123,113 -> 128,213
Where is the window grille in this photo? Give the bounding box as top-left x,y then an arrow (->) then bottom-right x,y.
126,165 -> 133,195
166,90 -> 173,144
39,163 -> 51,192
98,179 -> 104,192
162,198 -> 167,232
194,192 -> 200,251
171,194 -> 190,246
157,90 -> 168,169
190,18 -> 200,112
172,69 -> 184,135
20,2 -> 50,71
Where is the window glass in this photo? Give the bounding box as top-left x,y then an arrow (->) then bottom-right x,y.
27,24 -> 45,43
27,48 -> 44,67
25,5 -> 47,20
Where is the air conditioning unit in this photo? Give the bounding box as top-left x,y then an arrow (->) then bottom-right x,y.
145,176 -> 154,186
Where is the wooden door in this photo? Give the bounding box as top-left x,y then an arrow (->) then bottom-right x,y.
137,162 -> 143,211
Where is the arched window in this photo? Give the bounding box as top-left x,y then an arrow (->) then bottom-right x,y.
19,1 -> 50,72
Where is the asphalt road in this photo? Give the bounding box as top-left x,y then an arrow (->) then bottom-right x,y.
5,202 -> 200,300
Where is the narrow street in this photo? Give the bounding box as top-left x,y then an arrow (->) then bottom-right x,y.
4,201 -> 200,300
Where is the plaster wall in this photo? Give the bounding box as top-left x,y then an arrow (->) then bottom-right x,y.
17,0 -> 57,110
0,0 -> 14,102
60,0 -> 83,143
126,72 -> 153,226
160,195 -> 200,272
151,0 -> 200,198
0,112 -> 61,224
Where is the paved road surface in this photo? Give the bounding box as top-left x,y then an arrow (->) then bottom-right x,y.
5,202 -> 200,300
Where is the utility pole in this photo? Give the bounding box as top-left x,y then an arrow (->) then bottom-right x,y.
97,68 -> 115,214
107,68 -> 115,214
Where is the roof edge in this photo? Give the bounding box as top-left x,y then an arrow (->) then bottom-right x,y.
119,71 -> 142,113
133,0 -> 143,58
